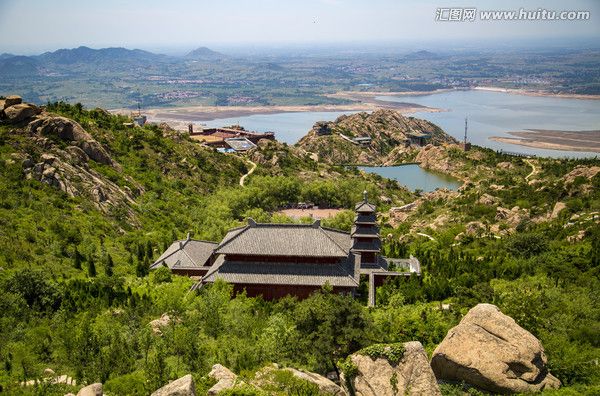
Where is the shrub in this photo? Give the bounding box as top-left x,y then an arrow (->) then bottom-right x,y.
104,371 -> 147,395
357,343 -> 405,365
152,266 -> 172,284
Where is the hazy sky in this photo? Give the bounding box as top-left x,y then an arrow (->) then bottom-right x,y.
0,0 -> 598,54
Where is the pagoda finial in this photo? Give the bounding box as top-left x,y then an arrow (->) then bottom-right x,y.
363,190 -> 368,202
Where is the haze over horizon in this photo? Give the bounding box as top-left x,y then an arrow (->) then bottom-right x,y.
0,0 -> 598,55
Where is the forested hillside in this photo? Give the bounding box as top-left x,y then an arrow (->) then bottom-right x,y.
0,102 -> 599,395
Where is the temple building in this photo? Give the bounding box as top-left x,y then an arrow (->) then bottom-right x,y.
151,192 -> 420,305
150,236 -> 216,277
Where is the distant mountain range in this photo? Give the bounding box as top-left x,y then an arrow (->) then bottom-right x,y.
37,46 -> 165,64
404,50 -> 441,60
185,46 -> 227,60
0,46 -> 227,76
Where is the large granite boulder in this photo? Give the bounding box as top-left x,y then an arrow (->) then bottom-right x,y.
207,364 -> 238,395
431,303 -> 560,394
4,103 -> 40,123
28,116 -> 113,165
341,341 -> 441,396
77,383 -> 102,396
151,374 -> 195,396
4,95 -> 22,108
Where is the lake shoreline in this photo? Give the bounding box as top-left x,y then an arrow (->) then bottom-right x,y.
490,129 -> 600,154
358,164 -> 462,192
490,137 -> 600,154
111,87 -> 600,128
473,86 -> 600,101
113,101 -> 442,130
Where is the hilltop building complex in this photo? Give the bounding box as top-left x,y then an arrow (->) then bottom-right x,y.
152,192 -> 419,305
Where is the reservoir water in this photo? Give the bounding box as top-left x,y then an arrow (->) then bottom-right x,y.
358,165 -> 462,192
201,90 -> 600,158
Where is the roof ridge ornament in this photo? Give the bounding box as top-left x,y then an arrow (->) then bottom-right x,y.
247,218 -> 257,227
363,190 -> 368,202
312,219 -> 321,228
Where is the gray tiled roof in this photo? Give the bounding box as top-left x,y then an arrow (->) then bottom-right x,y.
322,227 -> 353,251
202,253 -> 360,287
355,201 -> 376,213
354,213 -> 377,224
214,222 -> 350,257
151,239 -> 217,270
351,225 -> 379,238
352,239 -> 382,252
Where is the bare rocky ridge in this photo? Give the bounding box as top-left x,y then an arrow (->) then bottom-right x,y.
28,115 -> 115,166
1,96 -> 139,219
431,303 -> 561,394
295,109 -> 456,165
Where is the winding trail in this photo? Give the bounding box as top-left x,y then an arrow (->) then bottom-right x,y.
524,159 -> 538,182
416,232 -> 436,241
239,159 -> 257,187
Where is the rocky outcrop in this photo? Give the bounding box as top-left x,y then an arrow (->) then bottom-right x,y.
564,165 -> 600,184
296,110 -> 456,165
2,102 -> 140,217
495,206 -> 530,228
207,364 -> 239,395
151,374 -> 195,396
19,147 -> 136,217
414,144 -> 462,177
77,383 -> 103,396
3,95 -> 23,108
431,304 -> 560,394
550,202 -> 567,220
563,165 -> 600,196
4,103 -> 41,123
464,221 -> 486,237
28,116 -> 114,166
341,342 -> 441,396
149,314 -> 173,335
479,193 -> 499,206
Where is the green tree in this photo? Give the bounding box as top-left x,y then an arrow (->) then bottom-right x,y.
146,339 -> 169,391
104,254 -> 114,277
152,266 -> 172,284
88,256 -> 97,277
73,246 -> 83,270
293,285 -> 374,373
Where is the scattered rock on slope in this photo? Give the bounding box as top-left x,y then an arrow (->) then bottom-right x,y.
207,364 -> 239,395
151,374 -> 195,396
431,303 -> 560,394
77,383 -> 103,396
341,341 -> 442,396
